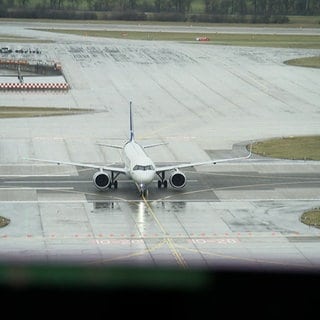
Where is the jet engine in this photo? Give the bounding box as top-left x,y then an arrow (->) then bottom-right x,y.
93,171 -> 110,190
169,170 -> 186,189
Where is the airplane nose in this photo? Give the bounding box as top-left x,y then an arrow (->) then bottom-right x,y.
131,170 -> 155,186
139,171 -> 154,184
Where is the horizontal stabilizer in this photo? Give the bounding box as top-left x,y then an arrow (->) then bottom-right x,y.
96,142 -> 123,149
143,142 -> 168,149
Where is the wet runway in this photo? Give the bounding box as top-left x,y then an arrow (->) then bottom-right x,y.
2,161 -> 320,202
0,21 -> 320,270
1,158 -> 320,269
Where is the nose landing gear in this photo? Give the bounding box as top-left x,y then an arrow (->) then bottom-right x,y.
140,189 -> 148,197
139,184 -> 148,197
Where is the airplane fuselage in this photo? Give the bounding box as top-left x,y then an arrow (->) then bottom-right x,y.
122,140 -> 156,192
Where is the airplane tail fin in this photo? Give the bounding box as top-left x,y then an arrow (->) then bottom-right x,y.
129,101 -> 134,141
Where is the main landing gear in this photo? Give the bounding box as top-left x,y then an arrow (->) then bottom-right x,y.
157,171 -> 168,188
109,180 -> 118,189
109,172 -> 119,189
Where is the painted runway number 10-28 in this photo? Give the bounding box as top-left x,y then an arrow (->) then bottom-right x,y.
191,238 -> 238,244
95,238 -> 238,245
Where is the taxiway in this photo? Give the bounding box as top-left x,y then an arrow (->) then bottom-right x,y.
0,21 -> 320,269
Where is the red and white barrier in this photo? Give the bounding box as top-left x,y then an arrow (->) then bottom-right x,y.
0,82 -> 69,90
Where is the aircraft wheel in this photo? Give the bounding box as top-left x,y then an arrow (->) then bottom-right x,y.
158,181 -> 161,188
164,180 -> 168,188
114,181 -> 118,189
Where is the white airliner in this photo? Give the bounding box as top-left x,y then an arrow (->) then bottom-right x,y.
25,101 -> 252,197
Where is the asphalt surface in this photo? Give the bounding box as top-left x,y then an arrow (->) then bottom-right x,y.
0,21 -> 320,271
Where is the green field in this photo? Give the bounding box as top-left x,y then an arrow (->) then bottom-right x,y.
0,216 -> 10,227
284,56 -> 320,68
250,136 -> 320,160
0,33 -> 53,43
0,106 -> 93,118
300,208 -> 320,228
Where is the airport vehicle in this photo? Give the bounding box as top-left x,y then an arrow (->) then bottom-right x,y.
25,102 -> 252,197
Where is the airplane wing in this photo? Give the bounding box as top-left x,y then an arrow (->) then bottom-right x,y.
23,157 -> 127,174
155,151 -> 252,173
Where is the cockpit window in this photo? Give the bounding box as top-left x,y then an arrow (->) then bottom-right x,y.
133,165 -> 154,171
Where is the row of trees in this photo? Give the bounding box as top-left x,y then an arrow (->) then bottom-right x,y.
205,0 -> 320,15
0,0 -> 320,21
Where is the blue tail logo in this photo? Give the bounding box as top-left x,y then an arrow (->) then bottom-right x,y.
129,101 -> 134,141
